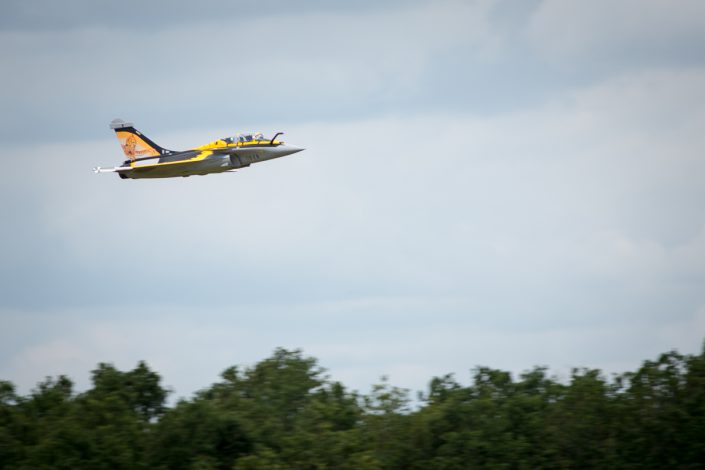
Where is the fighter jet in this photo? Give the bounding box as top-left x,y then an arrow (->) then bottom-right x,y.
94,119 -> 304,179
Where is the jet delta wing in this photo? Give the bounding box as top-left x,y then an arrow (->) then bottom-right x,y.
94,119 -> 304,179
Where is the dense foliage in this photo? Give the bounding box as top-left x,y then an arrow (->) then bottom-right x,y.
1,345 -> 703,469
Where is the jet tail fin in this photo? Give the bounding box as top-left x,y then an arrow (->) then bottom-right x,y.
110,118 -> 173,161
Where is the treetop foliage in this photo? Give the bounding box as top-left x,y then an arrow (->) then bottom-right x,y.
1,344 -> 704,469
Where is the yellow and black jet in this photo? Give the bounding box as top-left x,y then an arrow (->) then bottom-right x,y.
94,119 -> 304,179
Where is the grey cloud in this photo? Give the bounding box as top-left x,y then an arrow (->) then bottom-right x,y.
527,0 -> 705,69
7,0 -> 705,145
0,0 -> 415,32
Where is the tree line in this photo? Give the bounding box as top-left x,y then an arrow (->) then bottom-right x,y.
1,344 -> 704,469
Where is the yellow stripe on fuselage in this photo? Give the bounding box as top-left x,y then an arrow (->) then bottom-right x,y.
195,140 -> 281,151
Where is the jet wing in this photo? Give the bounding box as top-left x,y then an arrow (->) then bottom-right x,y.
136,150 -> 212,168
94,149 -> 216,176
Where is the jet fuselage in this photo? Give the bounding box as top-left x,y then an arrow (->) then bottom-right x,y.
96,119 -> 303,179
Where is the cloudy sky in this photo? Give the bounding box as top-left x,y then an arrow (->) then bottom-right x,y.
1,0 -> 704,399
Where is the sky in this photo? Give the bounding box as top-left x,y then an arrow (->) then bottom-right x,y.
1,0 -> 704,400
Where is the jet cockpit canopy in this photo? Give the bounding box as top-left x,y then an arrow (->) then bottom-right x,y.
223,132 -> 266,144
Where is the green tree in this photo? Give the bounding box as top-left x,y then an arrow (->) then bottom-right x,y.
59,362 -> 167,469
544,368 -> 615,468
1,362 -> 168,469
615,349 -> 703,468
206,348 -> 365,469
205,348 -> 325,451
148,398 -> 250,470
358,376 -> 413,469
682,342 -> 705,466
0,380 -> 21,466
5,375 -> 83,469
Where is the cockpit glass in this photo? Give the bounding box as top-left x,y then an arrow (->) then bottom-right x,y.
222,133 -> 267,144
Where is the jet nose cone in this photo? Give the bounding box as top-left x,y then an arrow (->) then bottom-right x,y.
279,144 -> 304,156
